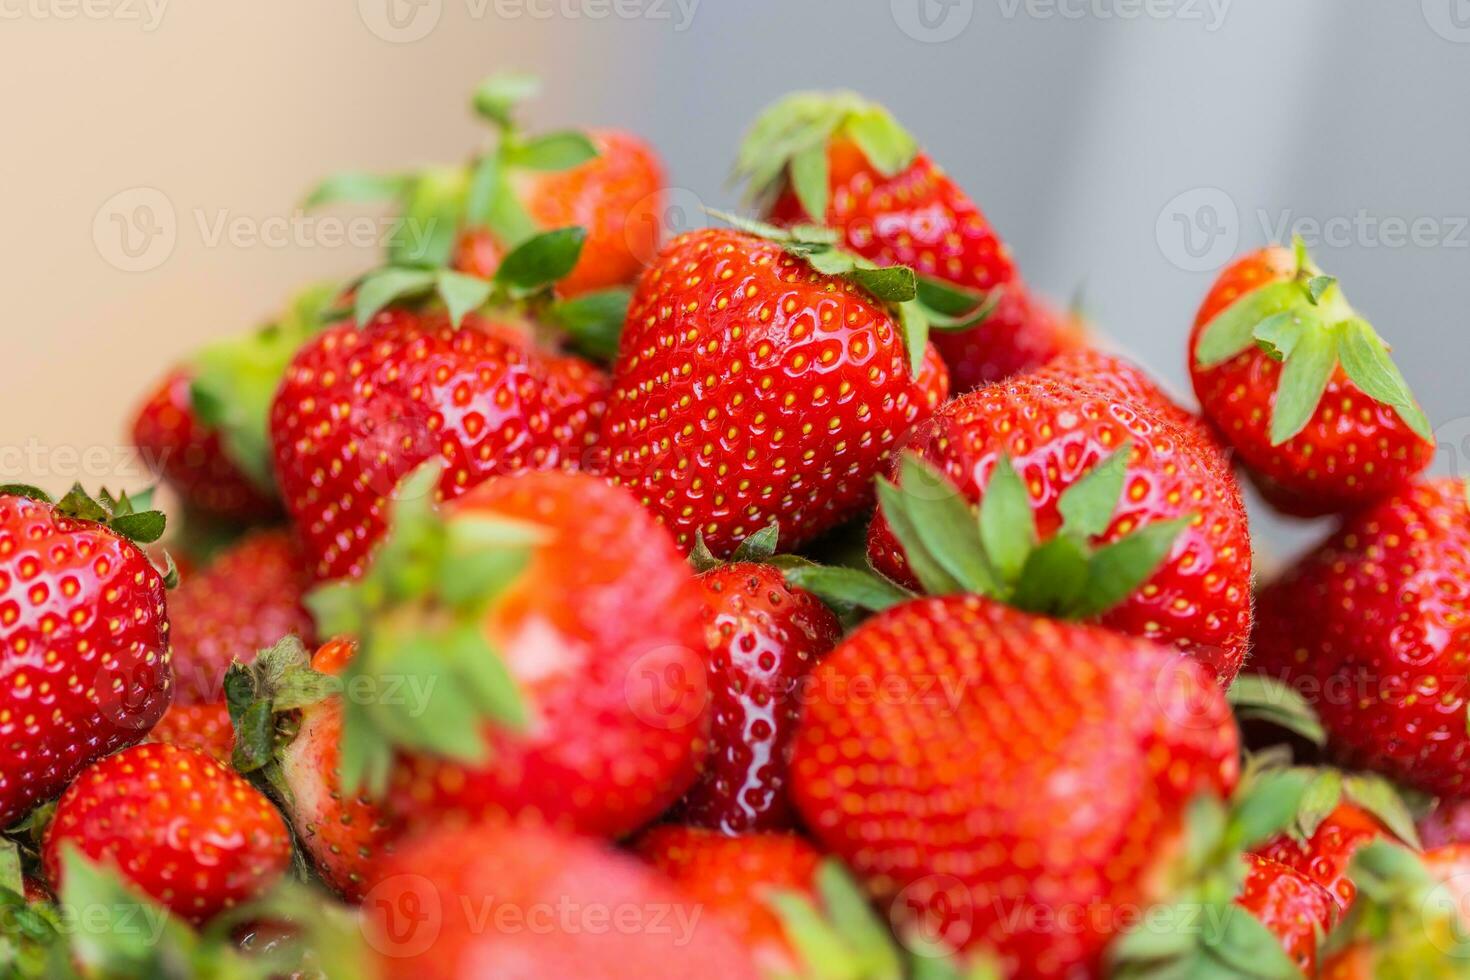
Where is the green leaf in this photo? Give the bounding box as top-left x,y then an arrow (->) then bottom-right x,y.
0,484 -> 52,504
846,104 -> 919,177
1295,769 -> 1344,839
507,130 -> 599,172
875,477 -> 962,596
892,455 -> 997,596
1268,320 -> 1339,445
0,840 -> 21,897
1343,774 -> 1422,850
731,523 -> 780,562
898,301 -> 929,378
1305,275 -> 1337,305
353,267 -> 436,325
230,698 -> 275,774
545,288 -> 631,361
435,270 -> 493,327
688,533 -> 721,574
1009,535 -> 1091,617
915,276 -> 988,318
782,564 -> 914,612
1228,769 -> 1311,850
1337,318 -> 1433,441
1194,280 -> 1302,368
1056,444 -> 1132,541
1073,516 -> 1190,618
789,143 -> 831,222
494,226 -> 587,294
303,171 -> 409,209
389,168 -> 466,268
55,485 -> 108,523
108,510 -> 166,545
977,457 -> 1038,588
1226,675 -> 1326,747
463,152 -> 501,230
472,71 -> 540,129
1202,900 -> 1302,979
846,265 -> 917,304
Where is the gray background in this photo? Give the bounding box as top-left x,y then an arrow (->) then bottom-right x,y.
3,0 -> 1467,559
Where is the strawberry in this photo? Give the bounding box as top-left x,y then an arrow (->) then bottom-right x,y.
739,91 -> 1016,303
634,825 -> 910,978
677,530 -> 842,833
1252,478 -> 1470,798
600,222 -> 949,558
270,299 -> 609,581
224,636 -> 394,903
787,591 -> 1254,977
1420,799 -> 1470,849
132,368 -> 278,521
147,702 -> 234,764
865,358 -> 1254,683
168,528 -> 316,704
308,466 -> 709,840
0,486 -> 172,826
930,282 -> 1087,393
1255,799 -> 1403,912
1189,239 -> 1434,516
309,73 -> 664,303
1236,853 -> 1338,975
362,819 -> 758,980
41,742 -> 291,923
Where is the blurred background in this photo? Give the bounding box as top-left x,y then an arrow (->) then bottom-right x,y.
3,0 -> 1468,558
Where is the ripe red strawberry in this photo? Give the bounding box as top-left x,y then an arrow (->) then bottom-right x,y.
601,225 -> 949,558
0,487 -> 172,826
270,307 -> 609,581
42,743 -> 291,923
866,360 -> 1253,683
741,92 -> 1016,300
677,543 -> 842,833
789,593 -> 1241,976
310,467 -> 708,840
224,636 -> 394,903
147,702 -> 234,764
1189,240 -> 1434,516
1252,479 -> 1470,798
930,283 -> 1087,393
132,367 -> 278,521
1256,803 -> 1394,911
634,825 -> 908,977
1419,799 -> 1470,849
168,528 -> 315,704
1236,853 -> 1338,975
363,820 -> 758,980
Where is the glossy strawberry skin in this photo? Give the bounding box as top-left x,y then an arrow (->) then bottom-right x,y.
601,228 -> 949,558
269,309 -> 609,581
1254,480 -> 1470,798
868,369 -> 1254,683
1236,853 -> 1338,975
633,825 -> 823,976
768,139 -> 1015,297
789,595 -> 1238,977
168,528 -> 316,704
132,368 -> 279,521
931,283 -> 1085,394
278,640 -> 396,904
456,128 -> 665,297
1254,804 -> 1389,912
676,563 -> 841,833
1188,247 -> 1433,516
147,702 -> 234,765
0,494 -> 172,826
386,471 -> 708,840
42,743 -> 290,924
363,820 -> 759,980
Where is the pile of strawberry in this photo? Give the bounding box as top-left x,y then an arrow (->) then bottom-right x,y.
4,75 -> 1468,979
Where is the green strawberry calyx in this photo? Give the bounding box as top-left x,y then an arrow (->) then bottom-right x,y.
1225,675 -> 1326,747
706,209 -> 985,377
1194,236 -> 1432,446
1272,765 -> 1421,849
1109,766 -> 1314,979
816,446 -> 1189,621
189,280 -> 341,497
735,90 -> 919,224
763,858 -> 907,980
303,462 -> 545,797
1319,840 -> 1470,970
2,484 -> 178,588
